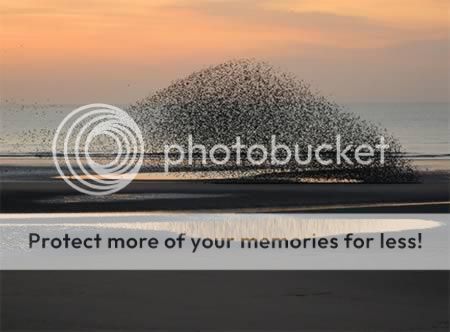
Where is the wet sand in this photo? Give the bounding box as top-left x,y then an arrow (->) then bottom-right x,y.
0,158 -> 448,213
1,159 -> 448,331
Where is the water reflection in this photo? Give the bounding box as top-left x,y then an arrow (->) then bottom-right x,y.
93,216 -> 441,239
0,214 -> 441,240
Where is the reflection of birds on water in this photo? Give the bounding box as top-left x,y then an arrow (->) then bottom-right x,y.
0,215 -> 439,240
93,216 -> 439,239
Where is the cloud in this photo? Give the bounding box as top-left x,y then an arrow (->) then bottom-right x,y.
267,0 -> 449,28
266,38 -> 449,102
0,0 -> 447,102
159,0 -> 448,48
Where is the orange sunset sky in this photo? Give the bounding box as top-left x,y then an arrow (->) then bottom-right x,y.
0,0 -> 448,104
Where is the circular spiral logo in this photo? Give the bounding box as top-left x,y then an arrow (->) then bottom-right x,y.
52,103 -> 144,195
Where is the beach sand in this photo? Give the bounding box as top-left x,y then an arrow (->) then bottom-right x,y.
1,158 -> 448,331
0,158 -> 448,213
1,271 -> 448,331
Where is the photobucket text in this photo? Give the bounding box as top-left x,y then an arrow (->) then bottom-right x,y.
164,135 -> 389,172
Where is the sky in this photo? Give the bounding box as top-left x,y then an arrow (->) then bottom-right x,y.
0,0 -> 448,104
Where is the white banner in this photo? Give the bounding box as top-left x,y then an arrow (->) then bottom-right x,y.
0,213 -> 448,270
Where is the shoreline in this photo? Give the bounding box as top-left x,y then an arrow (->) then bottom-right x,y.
0,158 -> 448,213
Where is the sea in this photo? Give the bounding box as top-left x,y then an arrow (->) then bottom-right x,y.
0,102 -> 448,158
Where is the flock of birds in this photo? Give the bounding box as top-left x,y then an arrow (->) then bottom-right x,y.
2,59 -> 415,182
129,59 -> 415,182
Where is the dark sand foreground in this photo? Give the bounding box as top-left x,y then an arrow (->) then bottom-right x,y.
1,271 -> 448,331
